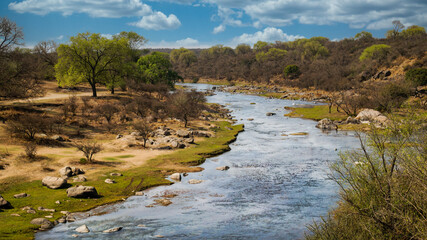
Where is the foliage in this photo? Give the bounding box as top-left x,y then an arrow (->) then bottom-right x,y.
255,48 -> 287,62
137,51 -> 182,87
94,102 -> 119,124
170,48 -> 197,67
401,25 -> 426,38
24,143 -> 37,160
253,41 -> 271,52
132,119 -> 154,147
235,44 -> 252,55
6,113 -> 47,140
0,16 -> 23,54
306,116 -> 427,240
74,141 -> 102,162
283,64 -> 301,79
359,44 -> 391,61
405,68 -> 427,86
354,31 -> 373,41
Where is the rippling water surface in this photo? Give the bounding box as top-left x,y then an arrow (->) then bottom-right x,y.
37,83 -> 359,240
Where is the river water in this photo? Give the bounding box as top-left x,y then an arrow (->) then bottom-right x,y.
37,83 -> 359,240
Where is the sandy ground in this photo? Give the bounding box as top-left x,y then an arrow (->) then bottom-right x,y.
0,145 -> 171,183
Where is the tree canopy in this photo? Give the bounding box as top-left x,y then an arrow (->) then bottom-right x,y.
137,51 -> 181,87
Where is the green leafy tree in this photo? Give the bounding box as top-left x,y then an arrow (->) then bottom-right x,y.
235,44 -> 252,55
55,32 -> 138,97
302,40 -> 329,60
283,65 -> 301,79
170,48 -> 197,67
256,48 -> 287,62
253,41 -> 270,52
137,52 -> 181,87
401,25 -> 426,38
359,44 -> 391,62
354,31 -> 373,41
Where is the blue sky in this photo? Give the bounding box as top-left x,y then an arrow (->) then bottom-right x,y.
1,0 -> 427,48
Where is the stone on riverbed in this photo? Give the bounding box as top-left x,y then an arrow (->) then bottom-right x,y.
170,173 -> 181,181
316,118 -> 338,130
216,166 -> 230,171
30,218 -> 54,230
188,179 -> 203,184
266,112 -> 276,116
154,198 -> 172,206
103,227 -> 123,233
75,224 -> 90,233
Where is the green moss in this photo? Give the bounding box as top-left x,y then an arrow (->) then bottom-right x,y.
285,105 -> 347,121
0,121 -> 243,239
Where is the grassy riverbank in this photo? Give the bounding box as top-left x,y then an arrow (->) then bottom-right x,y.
0,121 -> 243,240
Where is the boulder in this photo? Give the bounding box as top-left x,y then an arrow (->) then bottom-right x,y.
355,109 -> 382,122
0,195 -> 11,209
177,130 -> 190,138
51,135 -> 65,142
59,166 -> 72,178
73,175 -> 87,182
135,191 -> 144,196
110,172 -> 122,177
266,112 -> 276,116
188,179 -> 203,184
316,118 -> 338,130
116,134 -> 123,139
75,224 -> 90,233
13,193 -> 28,199
67,186 -> 98,198
30,218 -> 53,229
71,167 -> 84,175
345,116 -> 360,124
216,166 -> 230,171
103,227 -> 123,233
42,176 -> 67,189
104,179 -> 115,184
170,173 -> 181,181
184,138 -> 194,144
154,199 -> 172,206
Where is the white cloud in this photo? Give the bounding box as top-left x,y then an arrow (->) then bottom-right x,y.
213,24 -> 226,34
203,0 -> 427,30
131,11 -> 181,30
57,35 -> 64,40
231,27 -> 304,46
9,0 -> 181,30
146,37 -> 208,48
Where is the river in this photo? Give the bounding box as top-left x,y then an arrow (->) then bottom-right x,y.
37,83 -> 360,240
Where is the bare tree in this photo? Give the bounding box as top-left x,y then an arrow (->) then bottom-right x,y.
0,17 -> 23,55
75,141 -> 102,163
132,119 -> 154,148
6,113 -> 47,140
94,102 -> 119,124
169,90 -> 206,127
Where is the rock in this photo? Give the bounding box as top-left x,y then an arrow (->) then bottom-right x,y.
247,118 -> 254,121
75,224 -> 90,233
58,217 -> 66,223
188,179 -> 203,184
38,207 -> 55,212
13,193 -> 28,198
72,234 -> 79,238
22,206 -> 36,213
184,138 -> 194,144
30,218 -> 53,229
60,211 -> 70,215
154,235 -> 164,238
71,167 -> 84,175
192,131 -> 212,138
137,224 -> 146,227
384,70 -> 391,77
183,173 -> 188,177
51,135 -> 65,141
42,176 -> 67,189
66,215 -> 76,222
59,166 -> 73,178
177,130 -> 190,138
135,191 -> 144,196
130,131 -> 140,136
316,118 -> 338,130
216,166 -> 230,171
73,175 -> 87,182
103,227 -> 123,233
345,116 -> 360,124
155,198 -> 172,206
11,213 -> 20,217
170,173 -> 181,181
116,134 -> 123,139
110,172 -> 122,176
104,179 -> 115,184
266,112 -> 276,116
55,200 -> 61,204
355,109 -> 383,122
375,71 -> 384,79
67,186 -> 98,198
374,115 -> 389,125
45,215 -> 53,218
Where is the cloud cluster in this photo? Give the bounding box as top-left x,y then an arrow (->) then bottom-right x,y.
146,37 -> 208,48
231,27 -> 304,46
8,0 -> 181,30
204,0 -> 427,30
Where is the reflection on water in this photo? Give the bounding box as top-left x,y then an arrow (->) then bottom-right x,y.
37,83 -> 359,240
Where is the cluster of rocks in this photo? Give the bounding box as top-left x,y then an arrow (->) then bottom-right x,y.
316,109 -> 389,130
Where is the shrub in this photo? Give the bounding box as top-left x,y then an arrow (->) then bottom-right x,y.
24,143 -> 37,160
132,119 -> 154,148
359,44 -> 391,62
306,117 -> 427,240
405,68 -> 427,86
6,113 -> 47,140
283,65 -> 301,79
94,102 -> 119,124
75,141 -> 102,163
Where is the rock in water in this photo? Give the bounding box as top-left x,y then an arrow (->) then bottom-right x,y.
216,166 -> 230,171
154,199 -> 172,206
188,179 -> 203,184
42,176 -> 67,189
75,224 -> 90,233
316,118 -> 338,130
30,218 -> 54,230
266,112 -> 276,116
67,186 -> 98,198
170,173 -> 181,181
103,227 -> 123,233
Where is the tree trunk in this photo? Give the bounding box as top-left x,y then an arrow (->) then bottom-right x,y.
111,87 -> 115,94
91,83 -> 97,97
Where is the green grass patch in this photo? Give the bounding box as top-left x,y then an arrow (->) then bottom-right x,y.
117,155 -> 134,159
0,121 -> 243,239
285,105 -> 348,121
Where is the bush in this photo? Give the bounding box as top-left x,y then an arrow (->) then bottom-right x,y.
24,143 -> 37,159
75,141 -> 102,163
132,119 -> 153,148
306,117 -> 427,240
6,113 -> 47,140
405,68 -> 427,86
283,65 -> 301,79
359,44 -> 391,62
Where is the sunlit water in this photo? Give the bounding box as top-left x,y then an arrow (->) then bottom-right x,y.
37,83 -> 359,240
